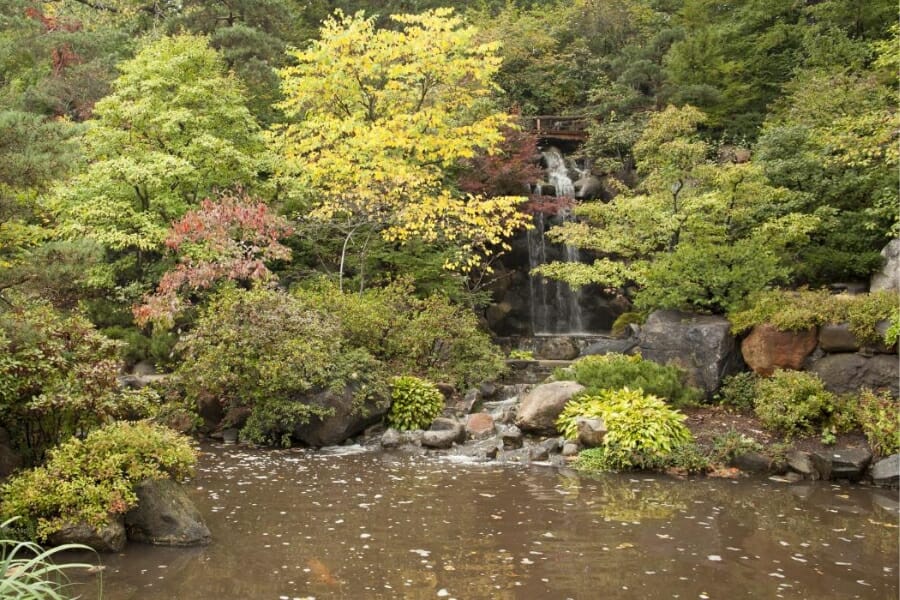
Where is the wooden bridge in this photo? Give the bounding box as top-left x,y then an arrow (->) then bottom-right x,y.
522,115 -> 590,141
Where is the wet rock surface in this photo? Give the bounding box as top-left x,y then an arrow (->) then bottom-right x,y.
870,454 -> 900,488
49,516 -> 126,553
125,479 -> 211,547
294,387 -> 389,447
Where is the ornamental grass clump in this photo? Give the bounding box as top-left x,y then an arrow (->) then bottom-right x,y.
387,376 -> 445,431
571,388 -> 694,472
0,421 -> 196,541
0,519 -> 99,600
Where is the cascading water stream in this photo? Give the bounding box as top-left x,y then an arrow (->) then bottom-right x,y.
527,148 -> 587,335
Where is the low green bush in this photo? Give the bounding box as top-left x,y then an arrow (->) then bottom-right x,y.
508,349 -> 534,360
387,376 -> 445,431
709,429 -> 763,464
753,370 -> 834,437
570,388 -> 694,471
0,519 -> 99,599
293,279 -> 505,389
715,372 -> 759,412
176,286 -> 388,447
554,353 -> 701,406
857,388 -> 900,456
556,395 -> 608,441
729,289 -> 898,344
0,421 -> 196,541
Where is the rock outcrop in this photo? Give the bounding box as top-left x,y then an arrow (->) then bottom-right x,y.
741,325 -> 818,375
638,310 -> 743,395
48,517 -> 126,553
807,353 -> 899,396
125,479 -> 211,547
515,381 -> 585,434
294,387 -> 390,447
870,239 -> 900,292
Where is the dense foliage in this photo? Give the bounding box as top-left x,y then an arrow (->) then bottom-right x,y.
753,370 -> 835,437
570,388 -> 693,472
175,286 -> 388,447
729,289 -> 898,344
554,353 -> 700,406
386,376 -> 445,431
857,389 -> 900,456
0,300 -> 157,463
0,422 -> 196,541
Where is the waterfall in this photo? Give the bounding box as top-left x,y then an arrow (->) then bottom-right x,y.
527,148 -> 587,335
542,147 -> 576,198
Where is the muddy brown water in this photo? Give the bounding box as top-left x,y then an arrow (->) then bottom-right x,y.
71,443 -> 898,599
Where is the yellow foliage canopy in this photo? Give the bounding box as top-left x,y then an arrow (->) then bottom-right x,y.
268,8 -> 529,274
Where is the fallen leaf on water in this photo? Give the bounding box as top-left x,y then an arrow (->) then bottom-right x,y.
616,542 -> 635,550
307,558 -> 339,586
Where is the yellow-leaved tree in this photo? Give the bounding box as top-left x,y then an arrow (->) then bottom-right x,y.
268,8 -> 530,289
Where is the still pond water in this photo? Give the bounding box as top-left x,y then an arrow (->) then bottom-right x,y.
77,443 -> 897,599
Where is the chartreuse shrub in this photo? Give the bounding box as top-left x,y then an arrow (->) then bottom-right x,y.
293,279 -> 505,389
753,370 -> 835,437
176,286 -> 388,447
0,421 -> 195,542
0,519 -> 98,599
857,389 -> 900,456
0,299 -> 161,464
554,353 -> 701,406
571,388 -> 694,472
729,289 -> 898,344
387,376 -> 445,431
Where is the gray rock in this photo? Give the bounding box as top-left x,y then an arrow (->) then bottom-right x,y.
221,428 -> 239,445
808,353 -> 899,396
729,451 -> 773,473
575,418 -> 607,448
380,428 -> 424,449
528,445 -> 550,461
535,337 -> 580,360
541,437 -> 564,454
515,381 -> 585,434
422,420 -> 465,449
562,442 -> 580,457
125,479 -> 211,547
810,448 -> 873,482
870,239 -> 900,292
49,517 -> 126,553
574,175 -> 604,200
818,323 -> 860,353
786,450 -> 820,480
581,337 -> 638,357
638,310 -> 742,395
294,386 -> 390,447
870,454 -> 899,488
457,388 -> 480,414
499,425 -> 523,450
132,360 -> 157,376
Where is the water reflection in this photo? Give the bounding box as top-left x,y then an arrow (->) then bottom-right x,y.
70,444 -> 897,599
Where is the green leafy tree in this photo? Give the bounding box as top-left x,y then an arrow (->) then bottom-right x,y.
269,9 -> 529,289
535,105 -> 816,313
53,33 -> 268,295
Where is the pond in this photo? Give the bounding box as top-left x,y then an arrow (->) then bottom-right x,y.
76,443 -> 898,599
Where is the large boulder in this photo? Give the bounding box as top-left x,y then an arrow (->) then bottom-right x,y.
535,337 -> 579,360
741,324 -> 818,376
125,479 -> 210,547
870,455 -> 899,488
870,239 -> 900,292
422,418 -> 466,449
465,413 -> 496,439
515,381 -> 585,434
808,353 -> 899,396
48,517 -> 126,553
581,337 -> 638,357
810,448 -> 872,482
638,311 -> 743,395
818,323 -> 860,353
574,175 -> 604,200
294,387 -> 390,447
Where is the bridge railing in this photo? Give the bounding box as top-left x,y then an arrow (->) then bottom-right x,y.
522,115 -> 591,140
